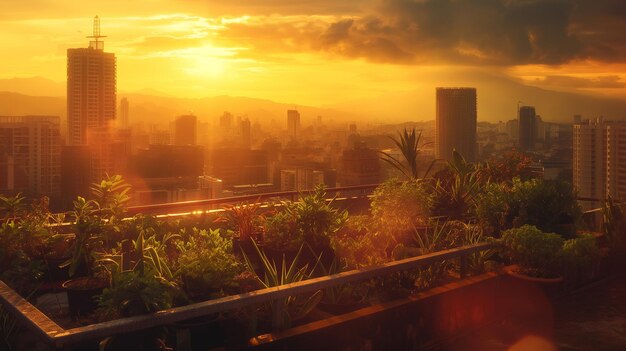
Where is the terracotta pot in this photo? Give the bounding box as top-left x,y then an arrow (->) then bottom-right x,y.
63,277 -> 108,319
504,265 -> 563,299
505,266 -> 564,284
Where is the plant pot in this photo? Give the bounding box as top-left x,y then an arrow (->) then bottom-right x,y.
63,277 -> 108,319
504,265 -> 563,298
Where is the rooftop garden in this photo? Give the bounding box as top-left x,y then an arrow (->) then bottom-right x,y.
0,131 -> 624,350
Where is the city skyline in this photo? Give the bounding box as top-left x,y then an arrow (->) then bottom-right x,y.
1,1 -> 626,123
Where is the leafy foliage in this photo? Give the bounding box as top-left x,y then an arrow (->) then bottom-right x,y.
61,196 -> 103,277
331,215 -> 390,269
0,193 -> 26,220
90,174 -> 131,221
263,207 -> 301,251
221,201 -> 265,242
602,196 -> 626,254
378,128 -> 435,180
175,228 -> 242,300
242,241 -> 322,331
476,178 -> 580,237
430,150 -> 481,220
370,179 -> 430,246
559,234 -> 600,267
264,186 -> 347,251
501,225 -> 564,278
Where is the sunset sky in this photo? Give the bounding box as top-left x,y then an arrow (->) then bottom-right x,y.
2,0 -> 626,107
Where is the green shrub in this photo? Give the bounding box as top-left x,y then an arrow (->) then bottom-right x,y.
476,178 -> 580,237
370,179 -> 430,244
263,205 -> 302,251
265,186 -> 347,251
176,228 -> 242,300
501,225 -> 564,278
560,234 -> 600,267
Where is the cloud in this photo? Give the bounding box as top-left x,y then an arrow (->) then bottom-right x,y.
213,0 -> 626,66
535,75 -> 625,89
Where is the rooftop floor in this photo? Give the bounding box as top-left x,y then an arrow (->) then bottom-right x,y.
447,274 -> 626,351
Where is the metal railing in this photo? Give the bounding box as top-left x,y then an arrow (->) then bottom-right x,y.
0,242 -> 494,350
125,183 -> 380,217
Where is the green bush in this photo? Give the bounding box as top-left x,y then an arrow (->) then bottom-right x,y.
370,179 -> 430,244
176,228 -> 242,300
560,234 -> 600,267
264,186 -> 347,251
501,225 -> 564,278
263,205 -> 302,252
476,178 -> 580,237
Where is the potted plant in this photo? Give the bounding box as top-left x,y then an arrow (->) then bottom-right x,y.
61,196 -> 108,319
500,225 -> 564,282
97,231 -> 178,351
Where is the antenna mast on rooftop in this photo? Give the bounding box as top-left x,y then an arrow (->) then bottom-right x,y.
87,15 -> 107,50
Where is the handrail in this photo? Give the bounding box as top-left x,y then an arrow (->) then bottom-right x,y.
0,242 -> 494,349
125,183 -> 380,216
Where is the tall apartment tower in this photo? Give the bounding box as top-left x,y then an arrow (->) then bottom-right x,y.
174,115 -> 197,146
66,16 -> 116,185
0,116 -> 61,198
119,97 -> 129,129
573,118 -> 626,210
519,106 -> 537,151
287,110 -> 301,139
67,16 -> 116,145
436,88 -> 477,162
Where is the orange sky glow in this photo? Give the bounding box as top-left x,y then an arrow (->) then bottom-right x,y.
1,0 -> 626,109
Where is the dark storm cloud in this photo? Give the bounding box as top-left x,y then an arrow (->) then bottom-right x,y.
536,75 -> 625,89
315,0 -> 585,65
218,0 -> 626,66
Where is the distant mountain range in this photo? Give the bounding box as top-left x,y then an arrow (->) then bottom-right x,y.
0,75 -> 625,125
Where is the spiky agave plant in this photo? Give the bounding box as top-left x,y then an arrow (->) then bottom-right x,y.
241,240 -> 322,331
378,128 -> 436,181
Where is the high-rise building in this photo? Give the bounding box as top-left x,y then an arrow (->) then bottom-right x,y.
67,16 -> 116,185
174,115 -> 197,146
518,106 -> 537,151
574,118 -> 626,210
0,116 -> 61,198
241,118 -> 251,149
436,88 -> 477,162
338,142 -> 381,186
287,110 -> 301,139
67,16 -> 116,146
120,97 -> 129,129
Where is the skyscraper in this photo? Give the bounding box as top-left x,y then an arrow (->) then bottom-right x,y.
174,115 -> 197,146
67,16 -> 116,184
573,118 -> 626,210
120,97 -> 129,129
0,116 -> 61,198
436,88 -> 477,162
67,16 -> 116,146
518,106 -> 537,151
287,110 -> 300,139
